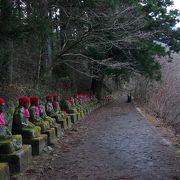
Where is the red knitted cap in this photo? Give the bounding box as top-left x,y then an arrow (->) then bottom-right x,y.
53,94 -> 59,99
30,96 -> 39,103
0,98 -> 5,104
19,96 -> 30,103
46,95 -> 53,100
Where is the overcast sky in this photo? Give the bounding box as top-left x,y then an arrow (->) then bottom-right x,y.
174,0 -> 180,8
169,0 -> 180,28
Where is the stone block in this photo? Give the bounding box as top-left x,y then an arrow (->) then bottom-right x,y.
83,109 -> 87,115
76,113 -> 81,121
85,108 -> 89,115
54,123 -> 62,137
0,145 -> 32,174
80,110 -> 85,119
43,128 -> 56,145
68,113 -> 77,123
23,134 -> 47,156
21,127 -> 40,139
66,116 -> 72,129
0,135 -> 22,154
57,119 -> 68,130
89,108 -> 92,113
0,163 -> 10,180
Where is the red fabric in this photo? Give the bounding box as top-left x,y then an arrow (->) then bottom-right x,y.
49,103 -> 53,108
30,96 -> 39,103
53,95 -> 59,98
35,106 -> 40,116
0,98 -> 5,104
24,108 -> 30,118
0,113 -> 5,125
19,96 -> 30,103
40,104 -> 45,111
46,95 -> 53,100
56,102 -> 59,108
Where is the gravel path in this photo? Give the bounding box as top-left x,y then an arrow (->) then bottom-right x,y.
13,97 -> 180,180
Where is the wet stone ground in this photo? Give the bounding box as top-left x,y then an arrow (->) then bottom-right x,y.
12,98 -> 180,180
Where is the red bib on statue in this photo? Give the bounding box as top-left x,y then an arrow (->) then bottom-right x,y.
0,113 -> 5,125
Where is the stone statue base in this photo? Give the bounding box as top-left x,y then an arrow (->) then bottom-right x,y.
0,145 -> 32,174
21,127 -> 41,139
79,110 -> 85,119
54,123 -> 62,138
68,113 -> 78,124
76,112 -> 81,121
0,163 -> 10,180
66,116 -> 72,129
42,128 -> 56,146
0,135 -> 22,154
23,134 -> 47,155
56,118 -> 68,130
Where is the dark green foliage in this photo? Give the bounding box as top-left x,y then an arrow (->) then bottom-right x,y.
79,0 -> 180,82
0,0 -> 179,94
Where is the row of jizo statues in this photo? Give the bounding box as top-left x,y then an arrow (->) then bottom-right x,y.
0,93 -> 99,141
0,93 -> 112,177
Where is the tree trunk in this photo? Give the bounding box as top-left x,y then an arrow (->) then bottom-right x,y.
47,37 -> 53,77
91,76 -> 104,100
9,40 -> 14,85
36,46 -> 42,89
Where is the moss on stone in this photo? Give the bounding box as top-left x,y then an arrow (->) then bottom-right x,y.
66,116 -> 72,128
34,121 -> 50,133
0,163 -> 10,180
43,128 -> 56,145
0,145 -> 32,174
68,113 -> 77,123
23,134 -> 47,156
0,135 -> 22,154
22,126 -> 41,139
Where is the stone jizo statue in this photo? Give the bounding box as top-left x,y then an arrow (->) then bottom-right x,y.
29,96 -> 50,132
12,96 -> 41,138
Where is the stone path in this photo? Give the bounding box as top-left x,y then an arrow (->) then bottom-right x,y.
13,97 -> 180,180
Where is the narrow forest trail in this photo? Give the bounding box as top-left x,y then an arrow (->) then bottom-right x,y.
13,97 -> 180,180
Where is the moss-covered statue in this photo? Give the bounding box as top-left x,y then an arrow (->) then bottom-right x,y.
45,95 -> 67,128
73,95 -> 86,114
39,101 -> 56,128
29,96 -> 50,133
0,98 -> 22,152
60,97 -> 78,114
12,96 -> 41,138
45,95 -> 62,120
53,95 -> 68,118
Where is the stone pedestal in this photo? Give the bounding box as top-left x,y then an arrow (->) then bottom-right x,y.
87,108 -> 91,114
69,113 -> 77,124
23,134 -> 47,155
83,109 -> 87,116
85,108 -> 89,115
80,110 -> 85,119
21,127 -> 40,139
0,135 -> 22,155
66,116 -> 72,129
54,123 -> 62,137
57,119 -> 68,130
0,145 -> 32,174
43,128 -> 56,145
76,113 -> 81,121
0,163 -> 10,180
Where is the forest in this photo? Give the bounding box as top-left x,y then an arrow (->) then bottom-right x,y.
0,0 -> 180,130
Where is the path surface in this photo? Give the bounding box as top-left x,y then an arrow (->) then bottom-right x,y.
13,98 -> 180,180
